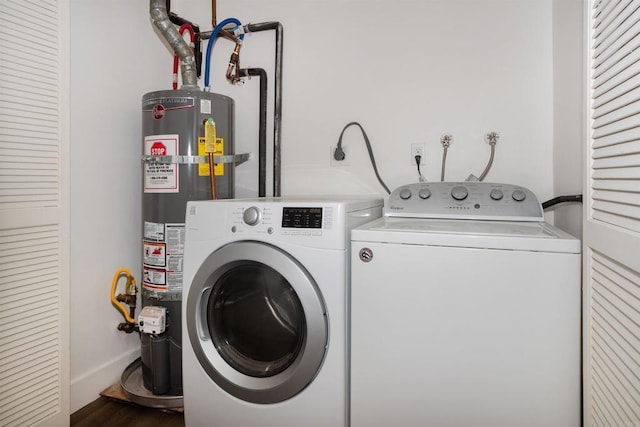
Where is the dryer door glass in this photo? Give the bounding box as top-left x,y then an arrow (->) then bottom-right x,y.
207,261 -> 306,377
186,241 -> 327,404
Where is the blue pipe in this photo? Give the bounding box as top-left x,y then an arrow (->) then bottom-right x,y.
204,17 -> 243,89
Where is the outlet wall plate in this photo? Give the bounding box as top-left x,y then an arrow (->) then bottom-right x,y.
411,143 -> 425,165
330,145 -> 350,166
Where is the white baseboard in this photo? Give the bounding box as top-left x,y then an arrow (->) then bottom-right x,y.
70,347 -> 140,413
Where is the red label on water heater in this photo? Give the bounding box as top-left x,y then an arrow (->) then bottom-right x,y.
152,104 -> 165,119
150,142 -> 166,156
144,135 -> 178,193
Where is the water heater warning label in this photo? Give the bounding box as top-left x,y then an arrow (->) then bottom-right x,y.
144,134 -> 178,193
197,137 -> 225,176
143,222 -> 185,294
143,242 -> 166,267
143,266 -> 166,289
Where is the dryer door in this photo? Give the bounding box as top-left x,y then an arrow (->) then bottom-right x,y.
186,241 -> 328,404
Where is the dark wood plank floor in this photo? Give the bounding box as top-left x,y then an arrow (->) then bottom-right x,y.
70,397 -> 185,427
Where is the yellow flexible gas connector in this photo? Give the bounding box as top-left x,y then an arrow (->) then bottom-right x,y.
110,268 -> 137,325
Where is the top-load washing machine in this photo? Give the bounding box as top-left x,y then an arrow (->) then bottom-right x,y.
350,182 -> 581,427
182,196 -> 382,427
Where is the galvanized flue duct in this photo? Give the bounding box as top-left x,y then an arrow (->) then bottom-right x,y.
150,0 -> 198,88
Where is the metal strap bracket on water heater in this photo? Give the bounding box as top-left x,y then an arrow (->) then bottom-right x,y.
142,153 -> 250,166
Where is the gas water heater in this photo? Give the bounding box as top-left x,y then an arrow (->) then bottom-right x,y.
140,89 -> 236,396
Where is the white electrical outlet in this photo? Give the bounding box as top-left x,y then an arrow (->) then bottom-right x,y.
330,145 -> 350,167
411,143 -> 425,165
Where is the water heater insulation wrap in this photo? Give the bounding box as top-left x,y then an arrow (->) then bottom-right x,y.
140,89 -> 234,396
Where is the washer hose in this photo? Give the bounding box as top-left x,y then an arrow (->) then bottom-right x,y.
542,195 -> 583,210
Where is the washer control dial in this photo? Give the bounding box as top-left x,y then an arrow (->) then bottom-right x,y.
512,190 -> 526,202
451,186 -> 469,201
242,206 -> 261,226
399,188 -> 412,200
490,189 -> 504,201
419,188 -> 431,200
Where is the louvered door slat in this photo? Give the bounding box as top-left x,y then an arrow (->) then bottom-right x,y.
591,314 -> 640,394
1,343 -> 58,386
587,249 -> 640,426
593,0 -> 624,33
593,2 -> 640,59
593,78 -> 640,116
0,64 -> 57,85
3,387 -> 59,427
592,201 -> 640,227
591,351 -> 639,422
0,47 -> 57,76
592,152 -> 640,167
593,31 -> 640,80
593,17 -> 640,67
1,72 -> 58,93
0,25 -> 58,53
592,54 -> 640,102
592,124 -> 640,148
0,334 -> 57,363
0,102 -> 58,121
592,270 -> 640,325
593,33 -> 640,82
593,188 -> 640,206
0,121 -> 59,136
1,347 -> 57,382
593,96 -> 640,128
592,112 -> 640,138
0,275 -> 58,296
592,139 -> 640,155
591,373 -> 626,425
2,3 -> 57,34
0,153 -> 60,164
1,88 -> 58,110
592,166 -> 640,179
0,0 -> 69,411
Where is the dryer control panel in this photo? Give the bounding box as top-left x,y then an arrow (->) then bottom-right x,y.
386,182 -> 543,222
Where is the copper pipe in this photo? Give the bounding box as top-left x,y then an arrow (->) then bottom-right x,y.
226,43 -> 243,83
208,153 -> 217,200
211,0 -> 217,28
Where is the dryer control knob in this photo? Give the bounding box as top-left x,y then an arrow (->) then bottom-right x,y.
512,190 -> 526,202
451,186 -> 468,201
243,206 -> 261,226
399,188 -> 412,200
490,189 -> 504,201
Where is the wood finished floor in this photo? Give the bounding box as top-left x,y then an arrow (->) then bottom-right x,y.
70,397 -> 185,427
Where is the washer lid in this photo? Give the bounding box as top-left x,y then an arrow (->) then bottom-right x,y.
352,217 -> 581,253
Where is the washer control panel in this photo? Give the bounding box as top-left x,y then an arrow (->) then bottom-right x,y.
386,182 -> 543,221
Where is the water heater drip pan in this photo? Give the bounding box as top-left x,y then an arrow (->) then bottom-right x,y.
118,358 -> 183,409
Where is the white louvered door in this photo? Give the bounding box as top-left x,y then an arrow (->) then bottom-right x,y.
0,0 -> 70,426
586,0 -> 640,425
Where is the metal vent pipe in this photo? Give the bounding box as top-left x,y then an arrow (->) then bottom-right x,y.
150,0 -> 198,88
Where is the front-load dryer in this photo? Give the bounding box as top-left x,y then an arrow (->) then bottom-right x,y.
182,196 -> 382,426
350,182 -> 581,427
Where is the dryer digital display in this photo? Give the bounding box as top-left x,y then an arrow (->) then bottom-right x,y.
282,207 -> 323,229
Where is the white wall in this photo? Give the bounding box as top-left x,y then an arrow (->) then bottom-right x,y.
69,0 -> 577,413
69,0 -> 170,412
173,0 -> 556,201
552,0 -> 584,238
